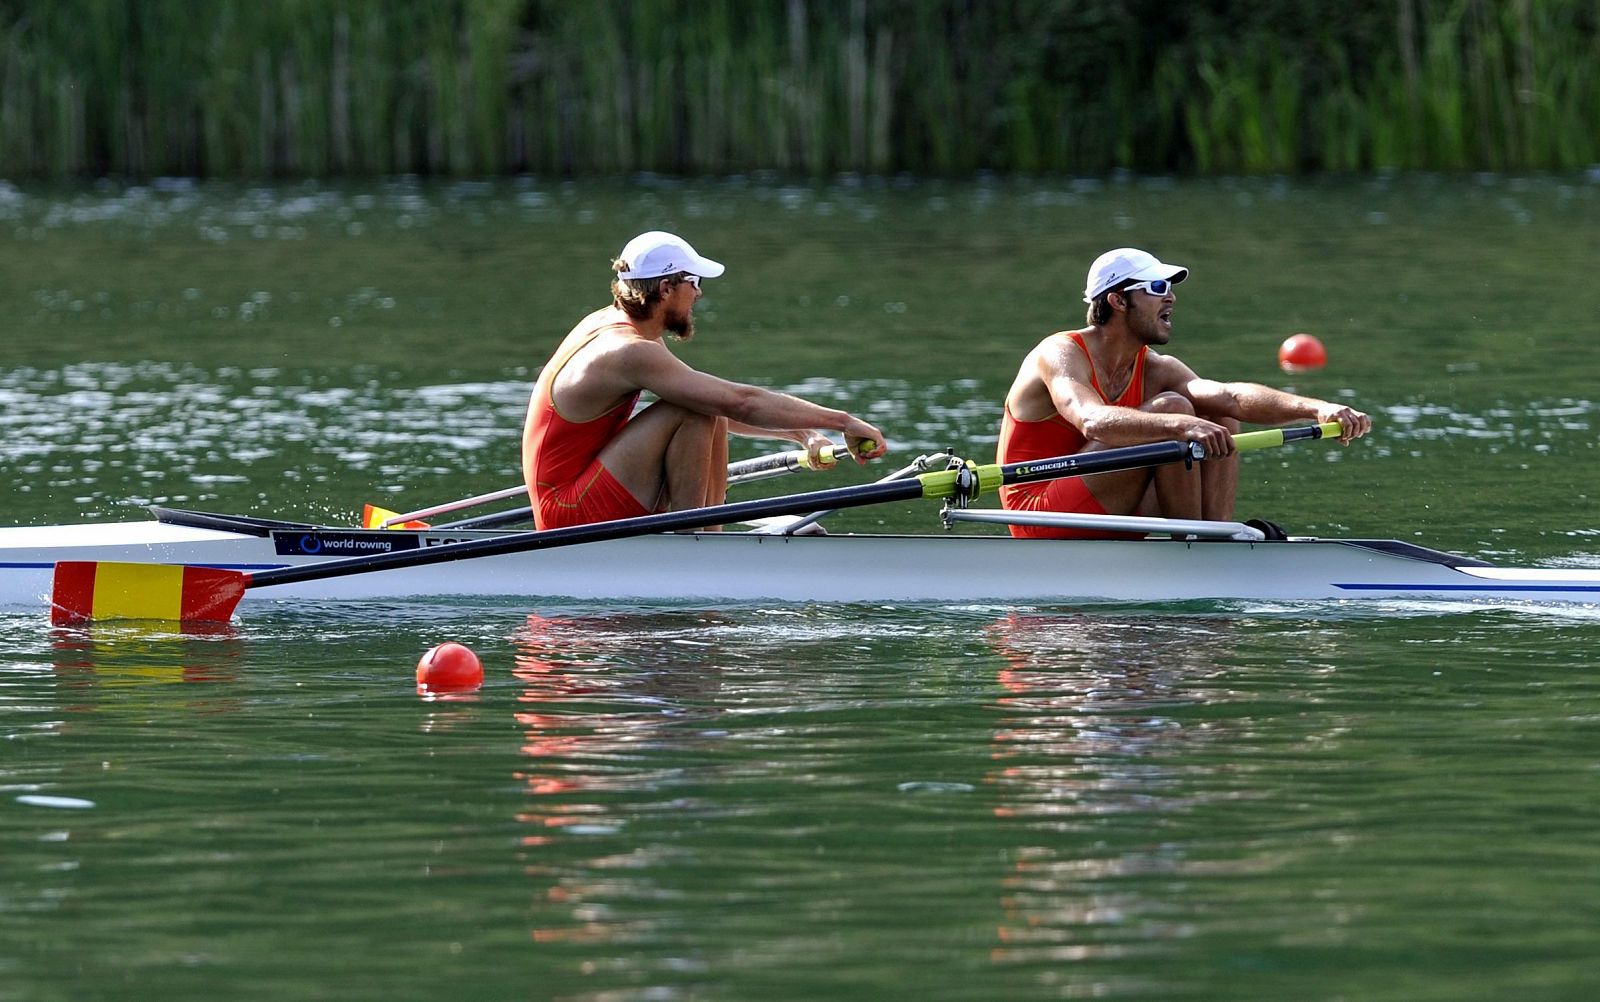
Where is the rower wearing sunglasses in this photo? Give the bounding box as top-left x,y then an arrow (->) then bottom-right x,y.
995,247 -> 1370,538
522,231 -> 889,531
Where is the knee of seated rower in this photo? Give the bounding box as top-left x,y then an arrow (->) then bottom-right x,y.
641,401 -> 715,436
673,408 -> 722,439
1144,391 -> 1196,416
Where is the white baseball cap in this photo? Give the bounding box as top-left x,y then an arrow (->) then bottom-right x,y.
614,231 -> 726,281
1083,247 -> 1188,303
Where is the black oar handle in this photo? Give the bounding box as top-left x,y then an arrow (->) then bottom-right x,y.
1000,440 -> 1200,487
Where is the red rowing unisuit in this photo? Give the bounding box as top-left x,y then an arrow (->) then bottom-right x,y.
524,311 -> 652,530
997,330 -> 1147,540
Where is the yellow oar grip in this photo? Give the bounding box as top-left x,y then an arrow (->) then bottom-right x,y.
799,444 -> 836,469
1232,428 -> 1286,451
1232,421 -> 1342,452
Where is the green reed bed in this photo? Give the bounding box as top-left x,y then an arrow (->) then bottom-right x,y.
2,0 -> 1599,179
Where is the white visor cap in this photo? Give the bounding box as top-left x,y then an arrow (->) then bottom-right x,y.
1083,247 -> 1188,303
615,231 -> 726,281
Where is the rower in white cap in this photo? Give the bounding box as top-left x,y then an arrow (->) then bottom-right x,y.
995,247 -> 1370,539
522,231 -> 888,530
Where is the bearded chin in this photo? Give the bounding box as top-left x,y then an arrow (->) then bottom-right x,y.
665,308 -> 696,341
1126,300 -> 1166,345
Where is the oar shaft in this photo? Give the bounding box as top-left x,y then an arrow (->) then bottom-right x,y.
755,452 -> 954,536
903,440 -> 1199,503
381,485 -> 527,527
251,480 -> 923,588
439,505 -> 532,530
910,423 -> 1337,506
430,446 -> 840,530
726,445 -> 833,483
998,440 -> 1197,490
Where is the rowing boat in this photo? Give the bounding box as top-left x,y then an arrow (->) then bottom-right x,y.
18,425 -> 1599,622
5,504 -> 1598,609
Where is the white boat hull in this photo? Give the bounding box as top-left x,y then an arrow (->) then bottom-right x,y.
4,516 -> 1600,610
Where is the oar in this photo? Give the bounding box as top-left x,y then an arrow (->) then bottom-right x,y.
439,445 -> 853,531
364,445 -> 838,530
368,486 -> 526,528
747,450 -> 955,535
49,423 -> 1341,626
727,444 -> 835,485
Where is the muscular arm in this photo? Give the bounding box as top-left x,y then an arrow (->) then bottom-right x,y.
1028,339 -> 1236,455
623,339 -> 888,460
1168,365 -> 1372,443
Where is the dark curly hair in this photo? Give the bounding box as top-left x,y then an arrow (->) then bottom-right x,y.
1087,280 -> 1135,325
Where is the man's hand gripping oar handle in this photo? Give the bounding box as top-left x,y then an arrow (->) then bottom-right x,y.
845,436 -> 880,463
912,421 -> 1342,505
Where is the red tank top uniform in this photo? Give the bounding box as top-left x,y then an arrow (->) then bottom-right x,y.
524,313 -> 651,530
997,331 -> 1147,540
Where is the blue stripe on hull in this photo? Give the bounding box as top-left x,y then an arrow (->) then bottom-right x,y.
1335,582 -> 1600,594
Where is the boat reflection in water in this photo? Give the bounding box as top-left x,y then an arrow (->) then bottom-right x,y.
982,612 -> 1255,977
510,610 -> 730,950
50,621 -> 244,689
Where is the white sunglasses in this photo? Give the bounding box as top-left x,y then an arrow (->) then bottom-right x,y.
1123,278 -> 1173,296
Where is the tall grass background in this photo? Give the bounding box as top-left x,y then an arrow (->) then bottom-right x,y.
2,0 -> 1597,179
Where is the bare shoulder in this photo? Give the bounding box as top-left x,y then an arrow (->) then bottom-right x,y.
1007,332 -> 1085,417
601,330 -> 680,370
1142,348 -> 1199,387
1033,330 -> 1092,376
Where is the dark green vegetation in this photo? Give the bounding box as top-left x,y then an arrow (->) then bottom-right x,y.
3,0 -> 1598,178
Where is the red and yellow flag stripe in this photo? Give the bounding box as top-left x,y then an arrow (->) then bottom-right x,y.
51,562 -> 249,626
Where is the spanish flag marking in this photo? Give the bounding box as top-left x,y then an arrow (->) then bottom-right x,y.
49,562 -> 249,625
362,504 -> 431,530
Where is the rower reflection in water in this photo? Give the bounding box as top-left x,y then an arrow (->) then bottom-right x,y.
982,613 -> 1244,969
511,611 -> 728,946
997,248 -> 1371,538
522,231 -> 889,532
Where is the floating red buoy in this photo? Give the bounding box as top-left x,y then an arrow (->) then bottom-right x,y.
416,642 -> 484,693
1278,333 -> 1327,372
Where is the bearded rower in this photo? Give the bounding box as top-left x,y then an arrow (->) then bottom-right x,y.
522,231 -> 889,530
996,247 -> 1371,538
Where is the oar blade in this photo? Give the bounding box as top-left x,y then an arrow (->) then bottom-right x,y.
50,562 -> 249,626
361,504 -> 430,530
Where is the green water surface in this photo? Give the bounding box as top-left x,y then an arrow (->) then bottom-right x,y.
2,175 -> 1599,1000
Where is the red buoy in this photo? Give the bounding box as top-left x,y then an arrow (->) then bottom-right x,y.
416,642 -> 484,693
1278,333 -> 1328,372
